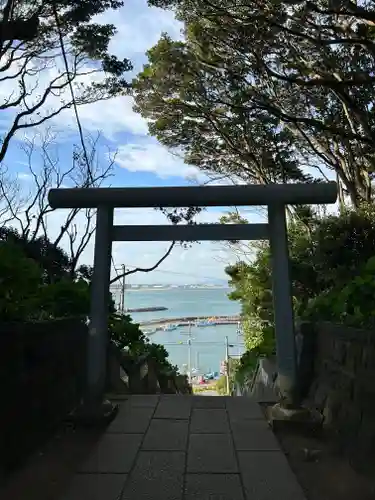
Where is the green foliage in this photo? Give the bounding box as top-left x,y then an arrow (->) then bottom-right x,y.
227,206 -> 375,382
109,312 -> 178,375
17,0 -> 131,83
215,358 -> 240,395
133,33 -> 313,187
36,279 -> 90,319
0,236 -> 91,321
215,375 -> 227,395
0,227 -> 71,283
234,350 -> 259,390
145,0 -> 375,205
303,256 -> 375,329
0,1 -> 132,165
0,241 -> 42,320
0,226 -> 178,376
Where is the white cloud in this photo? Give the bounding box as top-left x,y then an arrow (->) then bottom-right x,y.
115,139 -> 202,180
102,0 -> 183,63
0,0 -> 182,142
54,1 -> 183,139
111,207 -> 258,284
58,95 -> 149,140
17,172 -> 33,181
24,205 -> 260,285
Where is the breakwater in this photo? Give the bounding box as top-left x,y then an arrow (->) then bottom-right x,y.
126,306 -> 168,313
140,315 -> 240,327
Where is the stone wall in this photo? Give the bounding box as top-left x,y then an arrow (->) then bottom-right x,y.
302,321 -> 375,472
0,319 -> 87,477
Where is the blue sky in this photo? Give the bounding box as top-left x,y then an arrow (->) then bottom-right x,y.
0,0 -> 267,285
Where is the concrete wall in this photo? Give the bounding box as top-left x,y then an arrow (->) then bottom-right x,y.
0,319 -> 87,477
303,321 -> 375,472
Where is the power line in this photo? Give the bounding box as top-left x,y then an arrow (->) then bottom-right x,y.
111,256 -> 120,279
52,5 -> 93,184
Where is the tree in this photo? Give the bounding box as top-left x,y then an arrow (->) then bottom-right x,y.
225,203 -> 375,364
0,0 -> 131,164
0,131 -> 201,286
148,0 -> 375,205
0,165 -> 24,225
0,233 -> 91,320
0,128 -> 116,276
0,225 -> 71,283
0,238 -> 42,320
132,34 -> 314,187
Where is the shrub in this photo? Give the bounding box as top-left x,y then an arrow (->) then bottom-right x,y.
303,256 -> 375,329
227,205 -> 375,379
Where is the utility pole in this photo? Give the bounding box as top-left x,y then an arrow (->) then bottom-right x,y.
188,322 -> 192,383
237,322 -> 241,357
120,264 -> 126,314
225,336 -> 230,395
181,322 -> 193,383
188,337 -> 192,384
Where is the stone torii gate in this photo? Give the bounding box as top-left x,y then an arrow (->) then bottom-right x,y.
48,182 -> 337,419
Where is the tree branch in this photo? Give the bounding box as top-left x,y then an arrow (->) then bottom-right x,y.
109,241 -> 176,285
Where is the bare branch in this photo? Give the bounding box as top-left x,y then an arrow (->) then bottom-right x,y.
109,242 -> 176,285
0,165 -> 25,226
3,127 -> 115,273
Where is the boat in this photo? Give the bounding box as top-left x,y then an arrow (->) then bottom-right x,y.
163,323 -> 178,332
195,319 -> 216,327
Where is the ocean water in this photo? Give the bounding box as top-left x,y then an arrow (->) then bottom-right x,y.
113,288 -> 244,374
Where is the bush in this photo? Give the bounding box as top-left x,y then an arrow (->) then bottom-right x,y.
0,241 -> 42,320
0,227 -> 179,381
109,312 -> 179,375
303,256 -> 375,329
215,375 -> 227,395
227,205 -> 375,378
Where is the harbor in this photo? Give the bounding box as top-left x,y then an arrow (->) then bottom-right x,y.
111,287 -> 243,375
140,315 -> 240,335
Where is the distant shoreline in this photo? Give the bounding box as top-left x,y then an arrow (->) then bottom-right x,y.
125,286 -> 230,292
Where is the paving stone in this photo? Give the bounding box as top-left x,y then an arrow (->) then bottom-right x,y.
184,474 -> 245,500
142,419 -> 189,450
225,397 -> 264,420
61,473 -> 127,500
190,409 -> 230,433
154,397 -> 192,419
231,420 -> 280,451
188,434 -> 238,473
107,405 -> 154,433
127,395 -> 160,407
78,434 -> 142,473
193,396 -> 226,408
160,394 -> 191,401
238,451 -> 307,500
121,451 -> 185,500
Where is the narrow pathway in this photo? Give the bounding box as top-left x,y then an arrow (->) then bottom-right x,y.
60,395 -> 306,500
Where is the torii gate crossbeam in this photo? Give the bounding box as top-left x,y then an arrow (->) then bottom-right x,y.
49,182 -> 337,419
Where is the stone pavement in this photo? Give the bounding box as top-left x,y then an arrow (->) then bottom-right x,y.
60,395 -> 306,500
